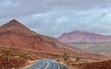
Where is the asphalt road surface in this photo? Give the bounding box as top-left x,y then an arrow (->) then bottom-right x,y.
27,60 -> 68,69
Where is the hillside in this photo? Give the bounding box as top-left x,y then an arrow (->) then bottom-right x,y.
58,31 -> 111,43
66,58 -> 111,69
0,19 -> 101,59
69,42 -> 111,56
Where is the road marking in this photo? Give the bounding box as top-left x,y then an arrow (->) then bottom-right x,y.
44,61 -> 49,69
60,64 -> 64,69
57,64 -> 60,69
37,61 -> 46,69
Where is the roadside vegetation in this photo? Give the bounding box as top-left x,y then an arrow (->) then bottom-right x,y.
64,58 -> 111,69
62,53 -> 69,61
60,53 -> 111,69
0,49 -> 30,69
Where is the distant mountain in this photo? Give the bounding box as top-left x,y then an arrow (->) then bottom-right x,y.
0,19 -> 101,59
57,31 -> 111,43
68,42 -> 111,56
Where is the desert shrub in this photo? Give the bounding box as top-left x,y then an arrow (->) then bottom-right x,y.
75,57 -> 79,62
62,53 -> 69,61
0,49 -> 29,69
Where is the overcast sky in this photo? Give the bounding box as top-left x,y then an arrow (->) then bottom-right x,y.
0,0 -> 111,37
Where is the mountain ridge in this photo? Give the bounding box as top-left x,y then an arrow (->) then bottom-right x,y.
0,20 -> 104,59
0,19 -> 38,36
57,30 -> 111,43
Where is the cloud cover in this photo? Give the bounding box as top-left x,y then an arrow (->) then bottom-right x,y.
0,0 -> 111,37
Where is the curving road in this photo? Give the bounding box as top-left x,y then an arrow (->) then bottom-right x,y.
27,60 -> 68,69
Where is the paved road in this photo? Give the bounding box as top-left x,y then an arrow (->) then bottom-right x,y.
27,60 -> 68,69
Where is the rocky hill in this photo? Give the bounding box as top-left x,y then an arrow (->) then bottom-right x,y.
58,31 -> 111,43
0,19 -> 102,59
69,42 -> 111,56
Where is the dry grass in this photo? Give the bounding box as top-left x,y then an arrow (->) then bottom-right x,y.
65,59 -> 111,69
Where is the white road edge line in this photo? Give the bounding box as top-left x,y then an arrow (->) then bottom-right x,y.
44,61 -> 49,69
57,64 -> 60,69
60,64 -> 64,68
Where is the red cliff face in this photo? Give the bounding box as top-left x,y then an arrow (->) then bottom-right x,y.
0,20 -> 103,59
58,31 -> 111,43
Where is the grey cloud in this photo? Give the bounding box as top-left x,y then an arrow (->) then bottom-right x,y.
1,0 -> 111,19
0,0 -> 111,37
14,8 -> 111,37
